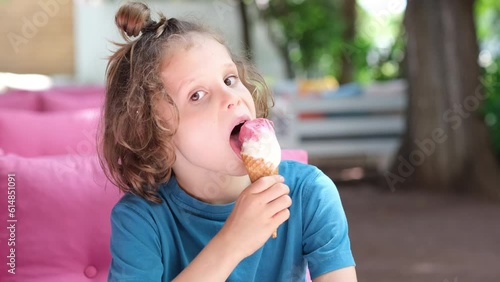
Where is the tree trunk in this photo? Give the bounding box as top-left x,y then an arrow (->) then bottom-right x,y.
279,45 -> 295,79
387,0 -> 500,200
339,0 -> 356,84
260,23 -> 295,79
238,0 -> 253,61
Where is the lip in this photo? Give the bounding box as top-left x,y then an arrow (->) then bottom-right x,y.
229,115 -> 250,158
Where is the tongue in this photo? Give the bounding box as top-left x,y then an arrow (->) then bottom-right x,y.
230,133 -> 242,158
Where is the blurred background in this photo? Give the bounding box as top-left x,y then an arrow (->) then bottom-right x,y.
1,0 -> 499,281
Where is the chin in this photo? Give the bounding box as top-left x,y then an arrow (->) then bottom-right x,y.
221,156 -> 246,175
235,167 -> 249,176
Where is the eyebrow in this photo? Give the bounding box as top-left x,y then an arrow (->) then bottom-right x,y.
223,62 -> 237,71
174,62 -> 238,96
175,77 -> 197,97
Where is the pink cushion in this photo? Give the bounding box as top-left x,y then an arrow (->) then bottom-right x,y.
281,149 -> 308,164
0,90 -> 42,111
40,86 -> 105,112
0,154 -> 121,282
0,109 -> 101,157
0,149 -> 309,281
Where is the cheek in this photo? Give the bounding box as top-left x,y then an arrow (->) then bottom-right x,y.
175,118 -> 214,148
241,89 -> 257,117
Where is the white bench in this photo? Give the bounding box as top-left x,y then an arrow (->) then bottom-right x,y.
271,79 -> 408,172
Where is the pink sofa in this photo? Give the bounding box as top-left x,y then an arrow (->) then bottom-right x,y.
0,87 -> 310,282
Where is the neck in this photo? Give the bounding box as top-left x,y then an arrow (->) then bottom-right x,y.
173,166 -> 251,205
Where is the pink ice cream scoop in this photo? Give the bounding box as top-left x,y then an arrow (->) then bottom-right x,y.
238,118 -> 281,169
239,118 -> 275,141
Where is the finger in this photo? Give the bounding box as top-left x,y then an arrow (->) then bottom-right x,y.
246,175 -> 284,194
259,183 -> 289,203
267,194 -> 292,217
271,207 -> 290,227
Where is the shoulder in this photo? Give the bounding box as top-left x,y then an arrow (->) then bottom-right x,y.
279,160 -> 336,198
279,160 -> 323,184
110,194 -> 157,233
279,161 -> 345,222
110,181 -> 174,228
113,192 -> 153,214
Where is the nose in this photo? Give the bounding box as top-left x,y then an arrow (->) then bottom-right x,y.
221,87 -> 241,110
227,99 -> 241,110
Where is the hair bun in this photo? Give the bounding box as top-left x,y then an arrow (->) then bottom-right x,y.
115,2 -> 151,37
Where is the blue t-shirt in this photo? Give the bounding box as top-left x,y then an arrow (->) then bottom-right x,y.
108,160 -> 355,281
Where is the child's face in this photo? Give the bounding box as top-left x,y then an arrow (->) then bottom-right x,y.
161,35 -> 256,176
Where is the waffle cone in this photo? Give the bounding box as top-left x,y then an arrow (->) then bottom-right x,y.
241,154 -> 279,183
241,154 -> 279,238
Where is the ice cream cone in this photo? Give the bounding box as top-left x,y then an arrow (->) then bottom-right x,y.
241,154 -> 279,238
241,155 -> 279,183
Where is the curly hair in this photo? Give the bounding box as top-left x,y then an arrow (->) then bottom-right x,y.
99,1 -> 274,203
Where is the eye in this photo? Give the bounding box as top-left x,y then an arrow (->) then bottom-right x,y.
190,90 -> 206,101
224,75 -> 238,86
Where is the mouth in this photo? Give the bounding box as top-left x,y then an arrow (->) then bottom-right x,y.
230,120 -> 246,157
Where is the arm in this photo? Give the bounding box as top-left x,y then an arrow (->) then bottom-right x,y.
313,266 -> 357,282
171,233 -> 241,281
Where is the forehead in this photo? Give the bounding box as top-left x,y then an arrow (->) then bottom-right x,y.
160,34 -> 234,92
162,34 -> 233,72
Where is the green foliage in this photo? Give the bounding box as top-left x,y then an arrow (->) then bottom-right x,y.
480,61 -> 500,158
475,0 -> 500,41
259,0 -> 345,78
355,6 -> 405,82
257,0 -> 404,83
476,0 -> 500,159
